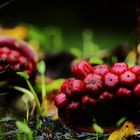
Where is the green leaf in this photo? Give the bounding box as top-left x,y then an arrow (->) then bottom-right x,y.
70,48 -> 82,58
89,57 -> 103,65
12,86 -> 34,103
22,94 -> 30,104
46,79 -> 64,93
16,121 -> 31,134
37,60 -> 46,74
17,72 -> 29,80
116,117 -> 127,127
92,123 -> 104,133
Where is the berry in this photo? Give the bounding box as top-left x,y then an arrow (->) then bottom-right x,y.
66,101 -> 86,124
1,47 -> 10,54
72,61 -> 93,80
8,54 -> 19,64
93,64 -> 110,76
99,91 -> 113,102
19,56 -> 28,64
111,62 -> 128,75
56,61 -> 140,128
117,87 -> 131,98
65,79 -> 85,97
131,65 -> 140,76
67,101 -> 79,111
84,74 -> 103,94
133,84 -> 140,98
55,93 -> 68,109
104,72 -> 119,88
138,76 -> 140,83
61,79 -> 72,91
120,71 -> 136,86
0,37 -> 38,76
82,95 -> 96,107
10,50 -> 20,57
1,53 -> 8,59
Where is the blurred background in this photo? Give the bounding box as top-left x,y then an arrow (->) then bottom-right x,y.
0,0 -> 136,50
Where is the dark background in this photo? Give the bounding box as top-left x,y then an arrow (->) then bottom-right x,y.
0,0 -> 136,29
0,0 -> 138,50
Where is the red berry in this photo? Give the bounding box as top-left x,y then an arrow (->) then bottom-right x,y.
65,79 -> 85,97
84,74 -> 103,94
133,84 -> 140,98
10,50 -> 20,57
104,72 -> 119,88
1,47 -> 10,54
117,87 -> 131,97
66,101 -> 81,123
138,76 -> 140,83
72,61 -> 93,80
82,95 -> 96,107
0,66 -> 3,71
120,71 -> 136,86
19,56 -> 28,64
61,79 -> 72,91
99,91 -> 113,102
0,48 -> 2,54
111,62 -> 128,75
27,62 -> 33,70
8,54 -> 18,64
131,65 -> 140,76
93,64 -> 110,76
1,53 -> 8,59
55,93 -> 68,109
67,101 -> 79,110
0,37 -> 38,76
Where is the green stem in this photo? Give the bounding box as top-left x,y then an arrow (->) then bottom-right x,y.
96,132 -> 98,140
41,74 -> 46,99
41,73 -> 48,116
26,79 -> 41,116
28,132 -> 33,140
25,102 -> 29,123
12,86 -> 34,102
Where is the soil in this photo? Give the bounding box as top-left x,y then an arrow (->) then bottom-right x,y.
0,117 -> 140,140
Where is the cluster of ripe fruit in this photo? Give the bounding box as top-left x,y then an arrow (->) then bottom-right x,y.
0,37 -> 37,76
55,61 -> 140,126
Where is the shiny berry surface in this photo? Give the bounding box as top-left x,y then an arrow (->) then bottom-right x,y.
72,61 -> 93,80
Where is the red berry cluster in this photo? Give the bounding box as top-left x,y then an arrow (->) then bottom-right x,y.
55,61 -> 140,126
0,37 -> 37,76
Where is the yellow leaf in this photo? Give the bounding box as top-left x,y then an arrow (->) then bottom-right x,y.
108,121 -> 140,140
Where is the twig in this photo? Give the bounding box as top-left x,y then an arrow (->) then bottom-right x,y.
0,0 -> 15,9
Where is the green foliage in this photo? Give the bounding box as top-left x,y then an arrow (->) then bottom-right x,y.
21,94 -> 30,122
92,123 -> 104,134
70,48 -> 82,59
16,121 -> 33,140
12,86 -> 34,122
37,60 -> 48,116
0,125 -> 4,140
28,26 -> 63,52
116,117 -> 127,127
16,121 -> 31,133
37,61 -> 46,75
43,26 -> 63,52
13,86 -> 34,102
46,79 -> 64,93
17,72 -> 29,80
26,80 -> 41,116
17,72 -> 41,116
89,57 -> 103,65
